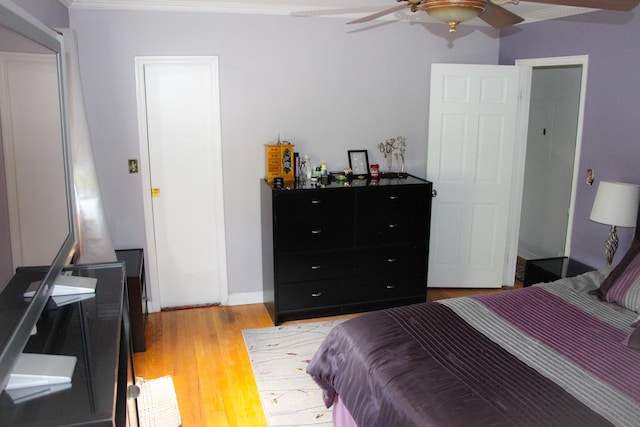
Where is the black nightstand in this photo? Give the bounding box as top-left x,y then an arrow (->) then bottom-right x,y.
116,249 -> 147,352
523,256 -> 594,287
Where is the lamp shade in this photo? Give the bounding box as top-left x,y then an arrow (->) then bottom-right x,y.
590,181 -> 640,227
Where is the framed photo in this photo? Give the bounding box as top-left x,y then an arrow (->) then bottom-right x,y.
348,150 -> 369,176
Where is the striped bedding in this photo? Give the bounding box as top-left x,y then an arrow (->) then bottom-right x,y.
306,271 -> 640,426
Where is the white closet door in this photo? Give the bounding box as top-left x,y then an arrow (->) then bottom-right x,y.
136,57 -> 227,310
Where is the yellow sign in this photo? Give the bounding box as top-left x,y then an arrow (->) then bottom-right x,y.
152,188 -> 160,198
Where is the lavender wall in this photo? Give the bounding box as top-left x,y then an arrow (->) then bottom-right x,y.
499,10 -> 640,269
68,9 -> 500,298
13,0 -> 68,29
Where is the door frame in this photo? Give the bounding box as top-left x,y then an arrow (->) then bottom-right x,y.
504,55 -> 588,284
134,56 -> 229,313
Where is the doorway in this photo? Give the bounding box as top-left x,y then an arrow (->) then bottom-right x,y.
513,56 -> 587,273
135,56 -> 228,311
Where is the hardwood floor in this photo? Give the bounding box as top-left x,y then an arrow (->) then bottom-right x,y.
133,283 -> 521,426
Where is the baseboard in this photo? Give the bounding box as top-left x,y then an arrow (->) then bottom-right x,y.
223,291 -> 264,306
146,291 -> 264,313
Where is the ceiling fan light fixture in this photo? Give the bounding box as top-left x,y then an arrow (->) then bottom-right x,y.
420,0 -> 488,32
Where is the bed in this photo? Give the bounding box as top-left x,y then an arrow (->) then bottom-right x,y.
307,242 -> 640,426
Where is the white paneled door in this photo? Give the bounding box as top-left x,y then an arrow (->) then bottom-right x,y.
136,57 -> 228,310
427,63 -> 520,288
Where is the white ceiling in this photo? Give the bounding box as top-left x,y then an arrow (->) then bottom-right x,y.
60,0 -> 597,27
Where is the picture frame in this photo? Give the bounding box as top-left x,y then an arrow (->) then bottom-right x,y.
348,150 -> 370,176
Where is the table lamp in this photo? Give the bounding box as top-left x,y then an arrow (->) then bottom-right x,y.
590,181 -> 640,265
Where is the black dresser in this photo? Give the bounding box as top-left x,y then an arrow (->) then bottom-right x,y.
261,175 -> 432,324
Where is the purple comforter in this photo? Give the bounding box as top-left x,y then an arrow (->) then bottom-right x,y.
307,281 -> 640,426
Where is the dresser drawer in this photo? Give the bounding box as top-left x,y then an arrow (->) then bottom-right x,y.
277,280 -> 348,312
274,190 -> 354,216
357,185 -> 429,213
351,275 -> 426,302
277,251 -> 354,283
356,186 -> 430,245
357,214 -> 429,245
275,216 -> 352,250
356,244 -> 427,277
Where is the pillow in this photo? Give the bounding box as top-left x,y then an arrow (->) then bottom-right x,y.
590,239 -> 640,301
605,245 -> 640,313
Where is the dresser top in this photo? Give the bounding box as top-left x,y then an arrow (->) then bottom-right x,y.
263,174 -> 430,191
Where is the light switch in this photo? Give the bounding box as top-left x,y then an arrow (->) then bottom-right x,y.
128,159 -> 138,174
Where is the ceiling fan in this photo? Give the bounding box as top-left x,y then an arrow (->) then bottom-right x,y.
342,0 -> 639,33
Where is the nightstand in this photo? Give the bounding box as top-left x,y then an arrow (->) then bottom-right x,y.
116,248 -> 147,352
523,256 -> 594,287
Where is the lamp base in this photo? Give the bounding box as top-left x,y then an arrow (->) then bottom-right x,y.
604,225 -> 619,266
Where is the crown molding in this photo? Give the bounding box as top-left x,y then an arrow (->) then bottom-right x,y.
60,0 -> 298,15
59,0 -> 595,25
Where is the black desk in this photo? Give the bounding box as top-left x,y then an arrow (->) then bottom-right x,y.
524,257 -> 594,287
0,263 -> 138,426
116,249 -> 147,352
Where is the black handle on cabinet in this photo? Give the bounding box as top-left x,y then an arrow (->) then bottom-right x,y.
386,284 -> 397,290
311,292 -> 322,297
311,229 -> 323,234
387,258 -> 398,263
311,265 -> 322,270
311,199 -> 322,205
388,224 -> 399,229
389,195 -> 400,200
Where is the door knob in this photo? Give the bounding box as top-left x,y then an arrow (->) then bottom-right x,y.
432,189 -> 438,198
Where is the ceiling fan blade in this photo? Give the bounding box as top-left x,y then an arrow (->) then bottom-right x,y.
480,2 -> 524,28
521,0 -> 639,11
347,4 -> 408,25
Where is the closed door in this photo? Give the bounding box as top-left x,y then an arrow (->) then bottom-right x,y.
427,63 -> 519,288
135,57 -> 227,310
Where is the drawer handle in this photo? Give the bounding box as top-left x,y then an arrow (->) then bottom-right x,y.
386,285 -> 397,290
311,199 -> 322,205
311,265 -> 322,270
387,258 -> 398,263
388,224 -> 399,229
311,229 -> 323,234
311,292 -> 322,297
389,195 -> 400,200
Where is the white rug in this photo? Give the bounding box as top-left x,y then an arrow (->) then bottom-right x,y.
242,320 -> 345,427
137,376 -> 182,427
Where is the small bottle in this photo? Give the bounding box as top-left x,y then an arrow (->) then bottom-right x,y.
370,164 -> 380,179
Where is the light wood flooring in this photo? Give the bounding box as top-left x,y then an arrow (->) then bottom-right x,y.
133,283 -> 521,426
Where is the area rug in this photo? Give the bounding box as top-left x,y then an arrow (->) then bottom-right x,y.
136,375 -> 182,427
242,320 -> 345,427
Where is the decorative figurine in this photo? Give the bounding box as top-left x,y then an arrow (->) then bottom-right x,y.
378,136 -> 407,174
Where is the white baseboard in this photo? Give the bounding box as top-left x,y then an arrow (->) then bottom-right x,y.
223,291 -> 264,306
146,291 -> 264,313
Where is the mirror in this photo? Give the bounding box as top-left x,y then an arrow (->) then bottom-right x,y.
0,1 -> 77,393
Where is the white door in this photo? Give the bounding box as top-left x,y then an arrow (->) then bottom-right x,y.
135,57 -> 228,310
427,63 -> 520,288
